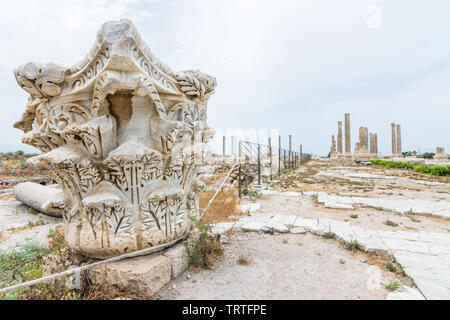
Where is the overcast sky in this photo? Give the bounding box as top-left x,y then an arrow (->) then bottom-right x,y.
1,0 -> 449,156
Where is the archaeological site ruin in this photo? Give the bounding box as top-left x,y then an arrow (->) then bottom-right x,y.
0,2 -> 449,307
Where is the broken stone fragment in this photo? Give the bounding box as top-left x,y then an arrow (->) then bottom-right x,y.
13,182 -> 66,217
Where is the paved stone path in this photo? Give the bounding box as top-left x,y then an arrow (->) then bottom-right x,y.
0,197 -> 62,251
212,212 -> 450,299
317,192 -> 450,218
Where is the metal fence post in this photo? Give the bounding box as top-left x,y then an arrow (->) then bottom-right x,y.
278,135 -> 281,176
238,140 -> 242,198
269,137 -> 272,181
300,144 -> 303,166
222,136 -> 225,163
257,143 -> 261,185
289,135 -> 292,170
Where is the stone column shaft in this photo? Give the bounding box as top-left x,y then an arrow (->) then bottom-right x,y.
374,133 -> 378,156
337,121 -> 343,155
391,123 -> 397,156
396,124 -> 401,156
344,113 -> 351,155
369,133 -> 374,155
359,127 -> 369,153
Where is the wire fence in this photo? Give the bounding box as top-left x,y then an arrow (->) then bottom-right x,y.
235,138 -> 311,197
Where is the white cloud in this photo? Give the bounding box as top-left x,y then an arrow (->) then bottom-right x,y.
1,0 -> 449,155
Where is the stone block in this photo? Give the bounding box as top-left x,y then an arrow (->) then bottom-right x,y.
241,221 -> 266,232
263,222 -> 289,233
163,243 -> 188,279
88,254 -> 171,298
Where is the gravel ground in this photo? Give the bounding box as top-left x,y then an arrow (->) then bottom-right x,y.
156,232 -> 397,300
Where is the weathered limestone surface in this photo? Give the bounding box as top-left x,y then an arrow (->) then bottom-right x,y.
317,193 -> 450,218
88,254 -> 172,296
162,243 -> 188,279
14,182 -> 64,217
13,19 -> 216,258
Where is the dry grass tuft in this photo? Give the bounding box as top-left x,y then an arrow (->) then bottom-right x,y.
237,255 -> 250,266
2,159 -> 24,169
199,188 -> 244,224
384,220 -> 399,227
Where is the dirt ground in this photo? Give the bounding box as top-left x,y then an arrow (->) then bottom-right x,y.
156,232 -> 397,300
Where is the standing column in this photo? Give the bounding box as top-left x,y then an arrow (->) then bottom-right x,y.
391,123 -> 397,157
369,133 -> 374,155
331,135 -> 336,156
337,121 -> 343,156
374,133 -> 378,156
396,124 -> 402,156
344,113 -> 351,157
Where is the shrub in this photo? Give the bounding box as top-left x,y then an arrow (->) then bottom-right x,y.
184,217 -> 223,269
370,160 -> 450,177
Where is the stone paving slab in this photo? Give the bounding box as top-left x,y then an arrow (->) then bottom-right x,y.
317,193 -> 450,218
237,203 -> 261,213
344,173 -> 396,179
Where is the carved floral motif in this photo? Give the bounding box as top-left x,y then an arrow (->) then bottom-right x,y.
13,19 -> 216,259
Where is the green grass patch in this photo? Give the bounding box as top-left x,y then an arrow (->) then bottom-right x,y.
344,240 -> 365,252
385,281 -> 400,291
0,242 -> 50,299
370,159 -> 450,177
185,217 -> 223,269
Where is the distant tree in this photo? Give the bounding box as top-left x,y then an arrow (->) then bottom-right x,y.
402,151 -> 413,157
422,152 -> 435,159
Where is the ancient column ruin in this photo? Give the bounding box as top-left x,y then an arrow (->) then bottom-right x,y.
369,133 -> 374,155
354,127 -> 370,159
344,113 -> 351,157
374,133 -> 378,157
435,147 -> 447,160
396,124 -> 402,156
13,19 -> 217,259
391,123 -> 397,157
330,135 -> 336,157
337,121 -> 343,157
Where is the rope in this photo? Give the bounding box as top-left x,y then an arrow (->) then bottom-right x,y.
0,236 -> 186,295
0,164 -> 238,295
199,163 -> 237,220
